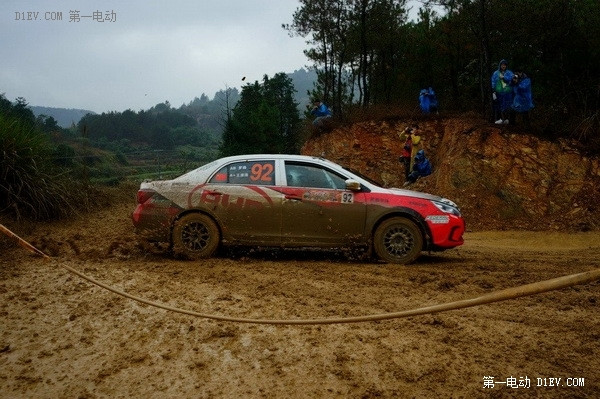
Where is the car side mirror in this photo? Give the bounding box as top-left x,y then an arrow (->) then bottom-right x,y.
345,179 -> 362,192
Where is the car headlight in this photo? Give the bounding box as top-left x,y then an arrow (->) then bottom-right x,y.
432,199 -> 461,216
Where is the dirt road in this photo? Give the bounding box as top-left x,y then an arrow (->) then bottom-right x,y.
1,198 -> 599,398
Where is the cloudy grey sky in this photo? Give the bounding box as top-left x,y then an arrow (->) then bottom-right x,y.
1,1 -> 425,113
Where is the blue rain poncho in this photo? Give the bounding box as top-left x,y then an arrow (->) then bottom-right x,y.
512,75 -> 534,113
419,87 -> 438,114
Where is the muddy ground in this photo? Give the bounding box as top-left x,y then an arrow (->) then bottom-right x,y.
1,192 -> 599,398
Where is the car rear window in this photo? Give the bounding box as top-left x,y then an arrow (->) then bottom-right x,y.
209,160 -> 275,186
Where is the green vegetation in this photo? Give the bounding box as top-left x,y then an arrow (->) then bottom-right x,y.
0,96 -> 99,220
220,73 -> 302,156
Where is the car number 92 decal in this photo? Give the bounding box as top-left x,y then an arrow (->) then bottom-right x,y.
341,192 -> 354,203
249,162 -> 274,182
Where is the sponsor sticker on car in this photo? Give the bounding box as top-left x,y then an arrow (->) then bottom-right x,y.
426,215 -> 450,224
302,190 -> 354,203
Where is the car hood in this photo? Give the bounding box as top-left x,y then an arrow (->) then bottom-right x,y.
385,187 -> 443,202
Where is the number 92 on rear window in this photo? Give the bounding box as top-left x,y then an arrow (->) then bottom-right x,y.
211,161 -> 275,185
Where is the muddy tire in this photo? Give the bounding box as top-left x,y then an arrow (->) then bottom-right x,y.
373,217 -> 423,264
172,213 -> 220,260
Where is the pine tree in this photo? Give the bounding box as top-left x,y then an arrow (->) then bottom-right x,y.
220,74 -> 301,157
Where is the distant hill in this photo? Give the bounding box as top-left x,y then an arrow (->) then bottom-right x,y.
30,106 -> 95,128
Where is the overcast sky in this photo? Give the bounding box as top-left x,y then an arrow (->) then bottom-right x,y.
1,1 -> 424,114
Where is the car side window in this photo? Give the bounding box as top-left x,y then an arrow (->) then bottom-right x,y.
285,162 -> 347,189
209,160 -> 275,186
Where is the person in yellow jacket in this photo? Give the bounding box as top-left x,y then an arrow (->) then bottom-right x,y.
397,124 -> 423,180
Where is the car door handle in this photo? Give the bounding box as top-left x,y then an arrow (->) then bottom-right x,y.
204,190 -> 222,196
284,194 -> 303,201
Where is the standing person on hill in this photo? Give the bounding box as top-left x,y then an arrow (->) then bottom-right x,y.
511,70 -> 534,128
397,124 -> 423,181
491,59 -> 514,124
419,87 -> 439,115
419,89 -> 431,114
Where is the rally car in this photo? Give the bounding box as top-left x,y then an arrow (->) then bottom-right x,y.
132,154 -> 465,264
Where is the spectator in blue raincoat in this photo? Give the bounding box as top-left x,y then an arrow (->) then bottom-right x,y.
311,99 -> 332,125
511,70 -> 534,128
404,149 -> 432,185
491,59 -> 514,124
419,87 -> 438,114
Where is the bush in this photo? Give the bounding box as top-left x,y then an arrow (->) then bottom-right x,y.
0,114 -> 96,220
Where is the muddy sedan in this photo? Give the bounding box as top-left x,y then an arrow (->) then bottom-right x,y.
132,154 -> 465,263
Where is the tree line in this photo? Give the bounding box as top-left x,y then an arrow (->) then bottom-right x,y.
76,90 -> 237,152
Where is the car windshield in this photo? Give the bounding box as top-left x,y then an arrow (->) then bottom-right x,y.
339,164 -> 383,187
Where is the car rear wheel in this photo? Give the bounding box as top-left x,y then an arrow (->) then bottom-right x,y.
373,217 -> 423,264
172,213 -> 220,260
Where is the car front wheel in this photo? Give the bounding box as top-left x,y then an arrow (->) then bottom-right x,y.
172,213 -> 220,260
373,217 -> 423,264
